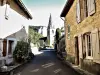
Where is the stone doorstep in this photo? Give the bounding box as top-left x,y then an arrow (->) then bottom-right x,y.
0,63 -> 23,75
64,61 -> 95,75
0,64 -> 21,72
57,54 -> 64,60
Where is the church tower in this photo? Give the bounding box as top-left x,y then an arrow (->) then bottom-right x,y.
47,14 -> 55,47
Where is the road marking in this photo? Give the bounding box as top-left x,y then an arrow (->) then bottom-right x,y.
42,62 -> 55,68
30,69 -> 39,72
54,69 -> 62,74
42,63 -> 53,66
14,72 -> 21,75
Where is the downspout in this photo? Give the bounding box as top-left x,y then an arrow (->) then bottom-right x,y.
60,16 -> 67,55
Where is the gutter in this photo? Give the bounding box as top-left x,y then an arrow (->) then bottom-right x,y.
60,0 -> 74,17
60,17 -> 65,21
13,0 -> 32,19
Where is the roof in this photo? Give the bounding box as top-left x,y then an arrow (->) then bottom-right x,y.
60,0 -> 74,17
8,0 -> 32,19
39,37 -> 47,41
5,27 -> 27,39
14,0 -> 32,19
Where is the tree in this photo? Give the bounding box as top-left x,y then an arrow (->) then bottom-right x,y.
13,41 -> 30,63
55,28 -> 61,43
29,27 -> 43,47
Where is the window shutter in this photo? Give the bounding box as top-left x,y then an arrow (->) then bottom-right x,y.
87,0 -> 95,16
91,29 -> 100,64
76,0 -> 81,23
2,0 -> 7,5
78,35 -> 83,58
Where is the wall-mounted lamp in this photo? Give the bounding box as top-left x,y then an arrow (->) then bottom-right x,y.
5,2 -> 9,20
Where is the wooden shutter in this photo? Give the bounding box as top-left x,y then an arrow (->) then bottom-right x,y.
2,0 -> 7,5
80,0 -> 85,21
87,0 -> 95,16
76,0 -> 81,23
78,35 -> 83,58
91,29 -> 100,64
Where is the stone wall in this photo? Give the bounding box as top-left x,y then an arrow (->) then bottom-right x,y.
64,0 -> 100,74
81,59 -> 100,75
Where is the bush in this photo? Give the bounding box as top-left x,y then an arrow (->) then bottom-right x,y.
13,41 -> 30,63
27,52 -> 35,62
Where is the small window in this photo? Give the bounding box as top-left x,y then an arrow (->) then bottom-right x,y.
87,34 -> 91,56
68,25 -> 70,39
77,0 -> 95,23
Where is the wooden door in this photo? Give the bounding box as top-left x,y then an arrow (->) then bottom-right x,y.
8,40 -> 14,55
3,39 -> 7,56
75,36 -> 79,65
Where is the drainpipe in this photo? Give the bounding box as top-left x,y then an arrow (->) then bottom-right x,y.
60,16 -> 67,54
60,17 -> 65,21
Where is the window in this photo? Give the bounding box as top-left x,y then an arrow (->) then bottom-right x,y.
86,34 -> 92,56
76,0 -> 96,23
80,0 -> 88,20
67,25 -> 70,39
85,33 -> 93,58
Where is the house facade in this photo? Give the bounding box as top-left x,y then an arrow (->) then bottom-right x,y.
0,27 -> 28,65
61,0 -> 100,74
0,0 -> 32,66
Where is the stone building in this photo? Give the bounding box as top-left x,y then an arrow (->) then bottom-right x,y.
0,0 -> 32,66
61,0 -> 100,74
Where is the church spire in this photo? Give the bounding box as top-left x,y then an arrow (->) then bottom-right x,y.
48,13 -> 52,29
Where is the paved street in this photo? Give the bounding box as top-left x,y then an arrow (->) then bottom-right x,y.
14,50 -> 81,75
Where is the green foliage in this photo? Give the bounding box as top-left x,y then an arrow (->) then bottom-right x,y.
47,38 -> 50,45
29,27 -> 43,47
55,28 -> 61,43
13,41 -> 30,63
61,27 -> 64,32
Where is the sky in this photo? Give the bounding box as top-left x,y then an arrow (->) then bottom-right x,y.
22,0 -> 66,28
0,0 -> 66,38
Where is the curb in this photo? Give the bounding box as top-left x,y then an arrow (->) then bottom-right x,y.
56,54 -> 95,75
62,60 -> 95,75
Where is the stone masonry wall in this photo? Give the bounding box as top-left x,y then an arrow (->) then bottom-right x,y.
64,0 -> 100,74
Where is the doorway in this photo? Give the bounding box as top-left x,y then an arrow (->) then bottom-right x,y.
3,39 -> 7,56
8,40 -> 14,55
75,36 -> 79,65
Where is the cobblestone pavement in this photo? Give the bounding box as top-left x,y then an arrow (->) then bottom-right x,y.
14,50 -> 81,75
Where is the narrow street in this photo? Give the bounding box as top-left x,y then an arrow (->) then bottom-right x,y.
14,50 -> 81,75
